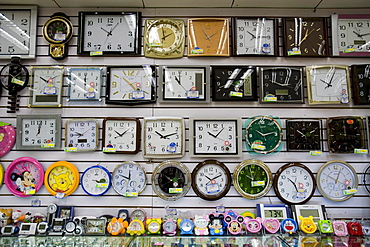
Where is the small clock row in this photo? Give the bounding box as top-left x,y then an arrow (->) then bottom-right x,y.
1,7 -> 370,59
1,158 -> 360,204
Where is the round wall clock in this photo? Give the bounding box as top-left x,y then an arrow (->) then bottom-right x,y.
65,118 -> 98,152
233,159 -> 273,200
0,122 -> 16,157
152,160 -> 191,201
286,119 -> 322,151
351,64 -> 370,105
273,163 -> 316,204
67,67 -> 103,101
81,165 -> 112,196
191,160 -> 231,201
44,161 -> 79,197
4,157 -> 44,197
316,160 -> 358,202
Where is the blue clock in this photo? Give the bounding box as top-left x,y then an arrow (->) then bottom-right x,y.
180,218 -> 194,235
81,165 -> 112,196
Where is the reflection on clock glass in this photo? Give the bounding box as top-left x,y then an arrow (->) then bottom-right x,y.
158,167 -> 185,193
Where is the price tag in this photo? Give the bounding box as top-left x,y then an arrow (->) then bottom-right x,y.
90,51 -> 103,56
64,147 -> 77,152
310,150 -> 322,156
169,188 -> 183,194
103,147 -> 116,153
252,181 -> 265,187
354,149 -> 368,154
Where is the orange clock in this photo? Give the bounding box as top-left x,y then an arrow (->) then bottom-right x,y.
44,161 -> 79,197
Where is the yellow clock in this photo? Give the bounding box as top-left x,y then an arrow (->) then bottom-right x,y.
0,163 -> 3,186
44,161 -> 79,197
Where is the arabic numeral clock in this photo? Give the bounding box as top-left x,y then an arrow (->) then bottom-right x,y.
260,67 -> 304,103
233,159 -> 273,200
67,67 -> 103,101
352,64 -> 370,105
234,17 -> 278,56
81,165 -> 112,196
306,65 -> 350,104
316,160 -> 358,202
112,161 -> 147,197
211,66 -> 257,101
286,119 -> 322,151
152,160 -> 191,201
273,163 -> 316,204
65,119 -> 98,152
4,157 -> 44,197
143,117 -> 185,158
283,17 -> 328,56
144,18 -> 185,58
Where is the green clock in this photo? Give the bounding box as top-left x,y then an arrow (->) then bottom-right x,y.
233,159 -> 272,200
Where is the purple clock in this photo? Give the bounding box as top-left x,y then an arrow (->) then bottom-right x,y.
0,122 -> 16,157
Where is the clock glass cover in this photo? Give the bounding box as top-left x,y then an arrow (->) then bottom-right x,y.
112,161 -> 147,197
352,64 -> 370,105
67,67 -> 103,101
81,165 -> 112,196
286,119 -> 322,151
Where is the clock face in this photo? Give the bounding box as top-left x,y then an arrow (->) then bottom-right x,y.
233,159 -> 272,200
0,6 -> 37,59
260,67 -> 304,103
112,162 -> 147,197
316,160 -> 358,202
65,119 -> 98,151
273,163 -> 316,204
67,67 -> 103,101
16,115 -> 61,150
103,117 -> 140,154
0,123 -> 16,157
78,12 -> 140,55
44,161 -> 79,196
307,65 -> 350,104
211,66 -> 257,101
284,17 -> 328,56
191,160 -> 231,201
352,64 -> 370,105
327,116 -> 366,153
81,165 -> 112,196
29,66 -> 64,107
4,157 -> 44,197
331,14 -> 370,57
152,160 -> 191,201
286,120 -> 322,151
245,116 -> 283,154
142,117 -> 185,158
234,18 -> 277,56
106,66 -> 156,105
144,18 -> 185,58
191,118 -> 241,157
188,18 -> 230,56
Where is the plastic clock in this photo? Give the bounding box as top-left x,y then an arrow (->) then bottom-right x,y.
81,165 -> 112,196
0,122 -> 16,157
44,161 -> 79,197
4,157 -> 44,197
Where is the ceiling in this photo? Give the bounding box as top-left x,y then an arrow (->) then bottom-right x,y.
1,0 -> 370,9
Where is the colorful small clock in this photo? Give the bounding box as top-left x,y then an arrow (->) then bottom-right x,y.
0,122 -> 16,157
4,157 -> 44,197
81,165 -> 112,196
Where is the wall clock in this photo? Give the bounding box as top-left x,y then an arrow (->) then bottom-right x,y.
316,160 -> 358,202
65,118 -> 98,152
191,159 -> 231,201
233,17 -> 278,56
245,115 -> 283,154
211,66 -> 258,101
352,64 -> 370,105
44,161 -> 79,197
331,14 -> 370,57
158,65 -> 210,103
190,118 -> 242,157
81,165 -> 112,196
283,17 -> 328,56
67,67 -> 103,101
273,163 -> 316,204
29,66 -> 64,107
78,11 -> 140,55
306,65 -> 350,105
42,12 -> 73,60
142,117 -> 185,158
327,116 -> 366,153
16,114 -> 61,150
4,157 -> 44,197
111,161 -> 147,197
152,160 -> 191,201
286,119 -> 322,151
102,117 -> 140,154
188,18 -> 230,57
364,164 -> 370,194
0,122 -> 16,157
106,65 -> 156,105
259,67 -> 304,103
233,159 -> 273,200
144,18 -> 185,58
0,5 -> 37,59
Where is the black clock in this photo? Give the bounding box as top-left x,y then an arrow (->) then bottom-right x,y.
211,66 -> 258,101
327,116 -> 366,153
260,67 -> 304,103
352,64 -> 370,105
286,120 -> 322,151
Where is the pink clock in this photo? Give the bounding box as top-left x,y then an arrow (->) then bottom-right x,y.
0,122 -> 16,157
245,217 -> 263,233
4,157 -> 44,197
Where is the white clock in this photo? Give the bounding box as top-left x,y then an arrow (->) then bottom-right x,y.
67,67 -> 103,101
81,165 -> 112,196
65,118 -> 98,152
112,161 -> 147,197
